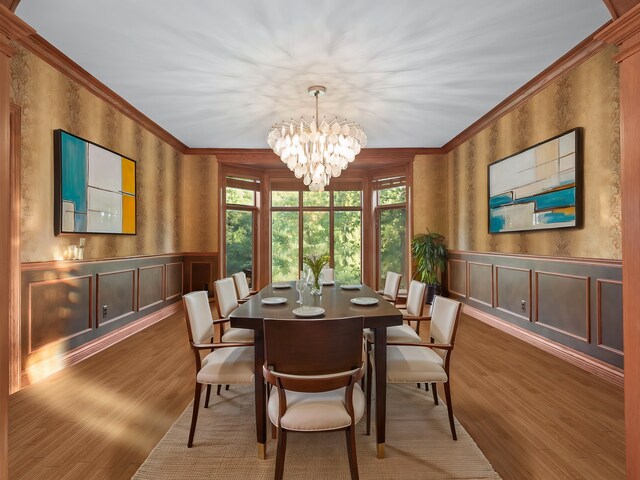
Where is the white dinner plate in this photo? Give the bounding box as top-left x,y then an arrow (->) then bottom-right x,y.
340,284 -> 362,290
261,297 -> 287,305
350,297 -> 379,306
322,281 -> 335,286
292,306 -> 325,317
272,283 -> 291,289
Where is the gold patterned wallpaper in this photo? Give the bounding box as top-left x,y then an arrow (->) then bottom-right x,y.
412,154 -> 448,237
414,46 -> 621,260
10,45 -> 218,262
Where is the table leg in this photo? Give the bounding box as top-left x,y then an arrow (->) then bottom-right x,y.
254,328 -> 266,459
374,327 -> 387,459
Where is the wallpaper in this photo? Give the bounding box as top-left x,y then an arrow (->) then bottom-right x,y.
412,154 -> 448,237
9,45 -> 218,262
444,46 -> 621,259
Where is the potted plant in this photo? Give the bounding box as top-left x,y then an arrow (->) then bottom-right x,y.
411,230 -> 448,304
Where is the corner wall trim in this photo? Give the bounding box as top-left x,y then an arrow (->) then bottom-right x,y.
463,304 -> 624,387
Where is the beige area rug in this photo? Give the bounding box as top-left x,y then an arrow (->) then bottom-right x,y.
133,384 -> 500,479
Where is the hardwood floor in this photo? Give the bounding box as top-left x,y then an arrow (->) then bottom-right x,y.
8,310 -> 624,479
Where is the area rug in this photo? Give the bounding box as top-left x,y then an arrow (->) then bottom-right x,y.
133,384 -> 500,479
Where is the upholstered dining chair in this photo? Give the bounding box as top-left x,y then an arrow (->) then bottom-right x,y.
366,295 -> 462,440
263,316 -> 365,480
377,271 -> 402,305
321,267 -> 335,282
182,291 -> 254,447
231,271 -> 255,301
365,280 -> 428,346
214,277 -> 254,343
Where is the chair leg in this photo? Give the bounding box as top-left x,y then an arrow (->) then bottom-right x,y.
416,383 -> 421,388
431,383 -> 438,405
345,426 -> 360,480
204,384 -> 212,408
271,421 -> 277,440
274,428 -> 288,480
366,353 -> 372,436
424,383 -> 429,392
443,382 -> 457,441
216,384 -> 222,395
225,384 -> 230,391
187,382 -> 203,448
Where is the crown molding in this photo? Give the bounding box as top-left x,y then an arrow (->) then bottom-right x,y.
443,23 -> 609,153
0,4 -> 33,40
17,32 -> 188,152
602,0 -> 640,19
596,3 -> 640,61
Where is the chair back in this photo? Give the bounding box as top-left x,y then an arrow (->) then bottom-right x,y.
182,291 -> 214,344
264,317 -> 364,378
214,278 -> 239,318
406,280 -> 427,316
231,271 -> 250,299
383,271 -> 402,301
430,296 -> 462,346
321,268 -> 334,282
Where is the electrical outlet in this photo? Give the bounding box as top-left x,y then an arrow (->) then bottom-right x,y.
521,300 -> 526,312
102,305 -> 108,318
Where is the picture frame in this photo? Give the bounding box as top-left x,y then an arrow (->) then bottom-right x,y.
54,129 -> 137,235
487,128 -> 581,234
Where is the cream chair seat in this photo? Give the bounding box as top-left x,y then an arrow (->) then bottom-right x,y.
182,291 -> 255,448
366,295 -> 462,441
215,277 -> 254,344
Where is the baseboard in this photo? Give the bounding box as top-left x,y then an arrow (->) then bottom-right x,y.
463,305 -> 624,387
18,301 -> 182,390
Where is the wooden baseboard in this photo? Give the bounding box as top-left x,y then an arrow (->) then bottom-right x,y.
18,301 -> 182,390
463,305 -> 624,387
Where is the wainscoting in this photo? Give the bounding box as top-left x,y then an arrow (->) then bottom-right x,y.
15,252 -> 218,391
448,250 -> 623,375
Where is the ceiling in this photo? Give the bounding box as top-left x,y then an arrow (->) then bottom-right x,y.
16,1 -> 610,149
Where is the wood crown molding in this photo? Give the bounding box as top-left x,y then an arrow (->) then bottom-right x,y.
602,0 -> 640,19
0,4 -> 32,56
0,1 -> 21,13
596,3 -> 640,60
443,23 -> 610,152
17,33 -> 188,152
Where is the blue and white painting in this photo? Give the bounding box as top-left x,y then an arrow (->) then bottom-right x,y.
489,130 -> 579,233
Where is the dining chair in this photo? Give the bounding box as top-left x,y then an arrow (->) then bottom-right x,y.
231,271 -> 255,301
214,278 -> 254,343
365,280 -> 428,345
263,316 -> 365,480
321,267 -> 335,282
182,291 -> 254,447
377,271 -> 402,305
366,295 -> 462,440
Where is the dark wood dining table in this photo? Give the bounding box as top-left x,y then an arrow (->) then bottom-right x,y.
229,281 -> 402,460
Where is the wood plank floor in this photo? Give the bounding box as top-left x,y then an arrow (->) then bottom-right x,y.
8,310 -> 624,479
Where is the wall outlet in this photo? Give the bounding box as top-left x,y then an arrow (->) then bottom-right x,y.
102,305 -> 108,318
521,300 -> 526,312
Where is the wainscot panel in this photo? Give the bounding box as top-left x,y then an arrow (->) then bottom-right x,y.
448,251 -> 623,369
183,253 -> 219,297
20,254 -> 185,387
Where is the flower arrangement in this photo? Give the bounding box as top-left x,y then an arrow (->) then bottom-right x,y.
303,253 -> 330,294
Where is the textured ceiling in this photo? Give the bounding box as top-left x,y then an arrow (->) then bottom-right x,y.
16,1 -> 610,148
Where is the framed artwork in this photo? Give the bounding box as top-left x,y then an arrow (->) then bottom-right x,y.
488,128 -> 581,234
54,129 -> 137,235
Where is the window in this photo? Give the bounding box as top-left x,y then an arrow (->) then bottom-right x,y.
271,188 -> 362,283
224,176 -> 259,286
375,176 -> 408,289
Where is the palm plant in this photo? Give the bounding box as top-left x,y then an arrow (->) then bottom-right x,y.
411,231 -> 448,286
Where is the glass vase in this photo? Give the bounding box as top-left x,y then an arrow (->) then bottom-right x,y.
310,271 -> 323,295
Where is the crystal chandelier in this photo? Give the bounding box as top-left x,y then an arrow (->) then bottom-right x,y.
267,86 -> 367,191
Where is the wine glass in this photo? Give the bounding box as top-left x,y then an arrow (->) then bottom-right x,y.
295,278 -> 306,305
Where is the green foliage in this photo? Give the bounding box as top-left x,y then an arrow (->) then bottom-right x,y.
303,253 -> 330,289
271,211 -> 299,281
272,191 -> 299,207
334,190 -> 361,207
379,208 -> 407,288
226,187 -> 254,206
303,191 -> 330,207
378,186 -> 406,205
333,211 -> 361,283
226,209 -> 253,277
411,230 -> 448,286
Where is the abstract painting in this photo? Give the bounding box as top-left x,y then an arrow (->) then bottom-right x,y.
54,130 -> 137,235
488,129 -> 580,233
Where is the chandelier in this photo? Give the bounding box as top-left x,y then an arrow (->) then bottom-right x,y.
267,86 -> 367,191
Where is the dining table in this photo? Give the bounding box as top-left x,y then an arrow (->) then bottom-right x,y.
229,280 -> 403,460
